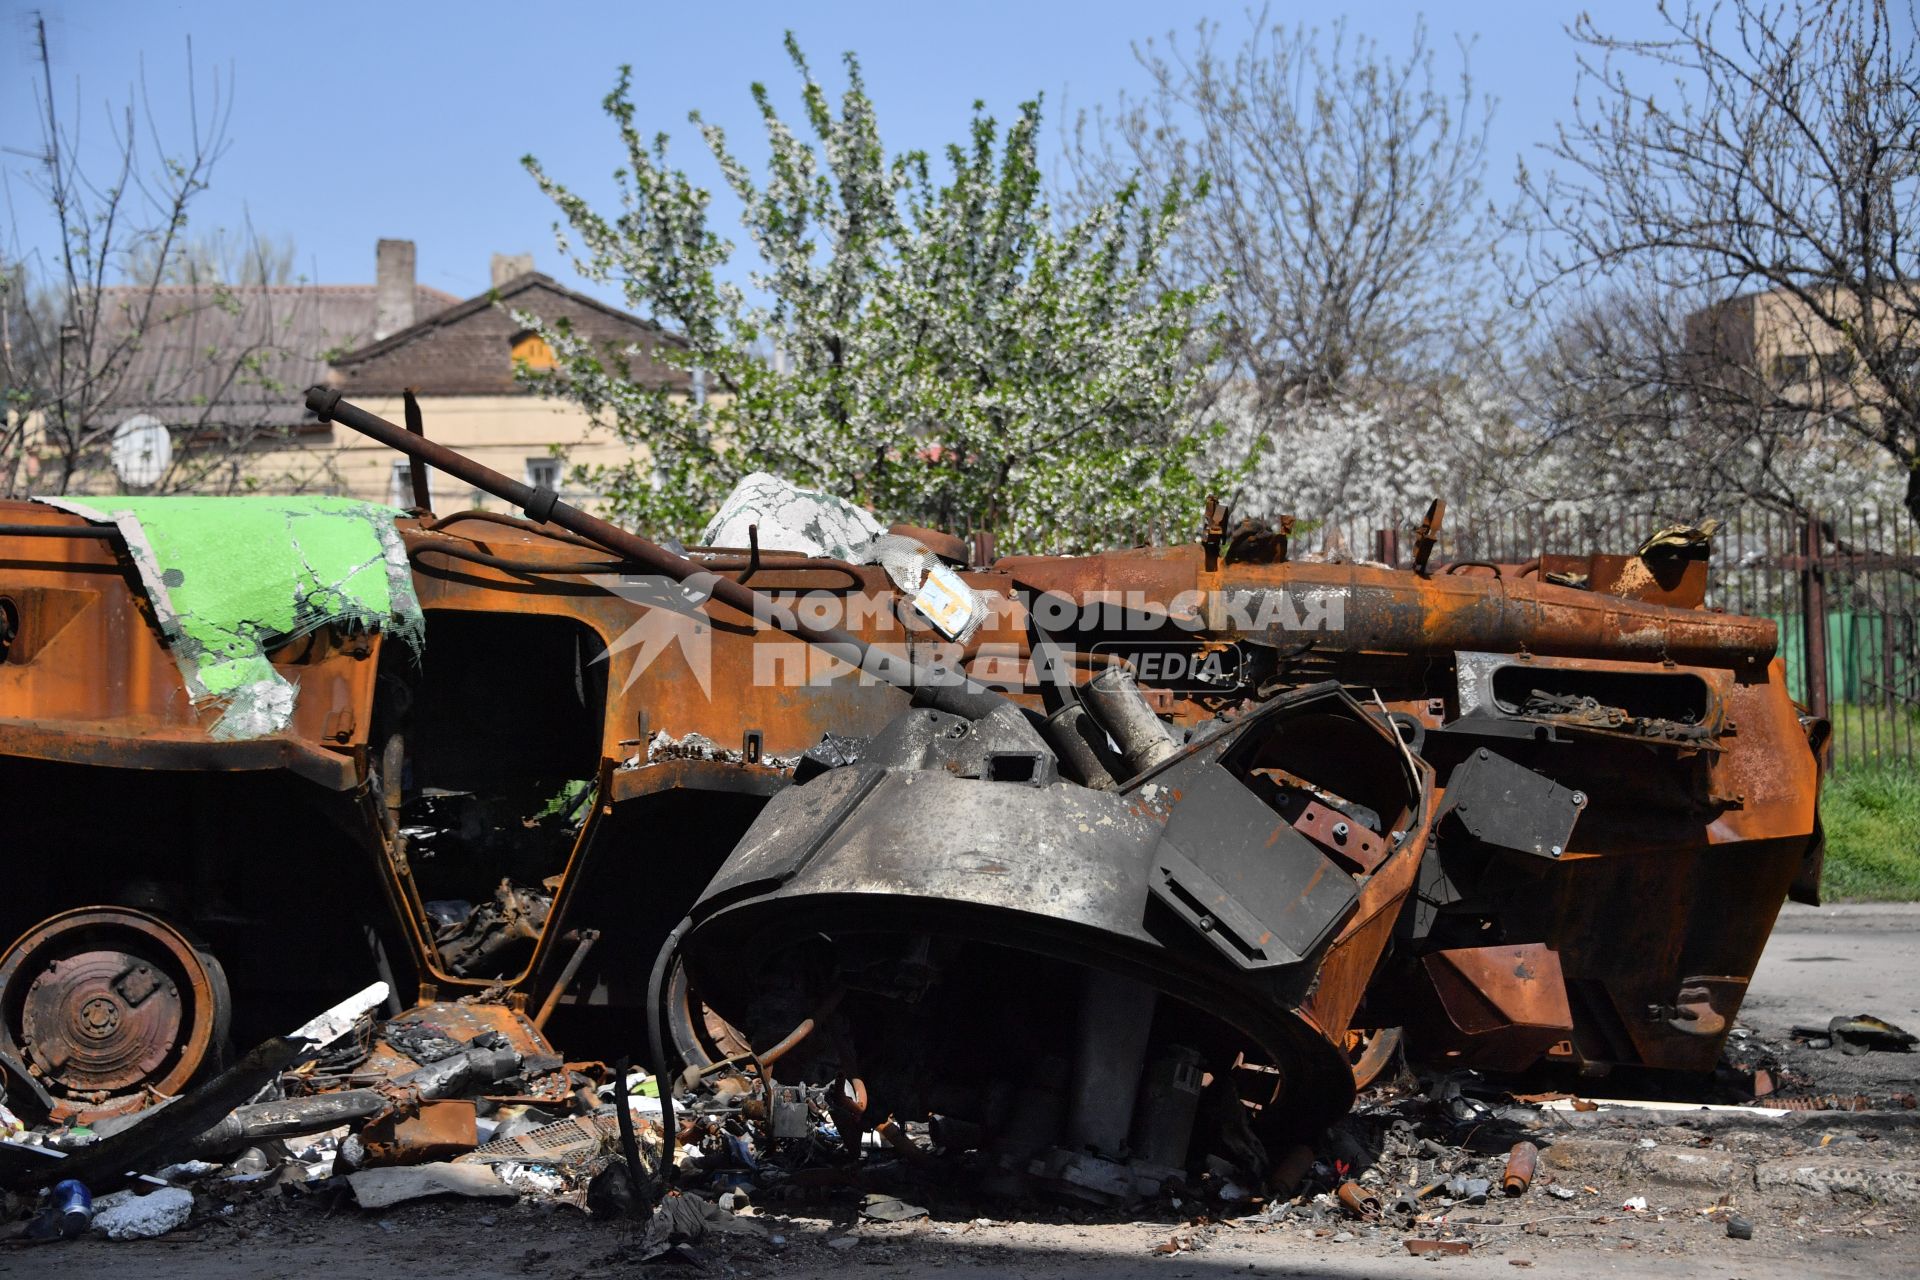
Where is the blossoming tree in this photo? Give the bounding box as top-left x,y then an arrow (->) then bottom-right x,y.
521,37 -> 1225,553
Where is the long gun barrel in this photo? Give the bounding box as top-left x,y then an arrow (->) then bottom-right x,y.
306,386 -> 1008,720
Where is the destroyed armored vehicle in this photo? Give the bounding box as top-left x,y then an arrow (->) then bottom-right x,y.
0,390 -> 1822,1185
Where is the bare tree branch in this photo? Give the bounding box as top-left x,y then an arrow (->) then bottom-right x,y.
1064,6 -> 1502,402
1516,0 -> 1920,522
1,13 -> 318,498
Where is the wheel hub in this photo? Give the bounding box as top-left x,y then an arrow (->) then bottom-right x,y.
0,907 -> 228,1101
80,994 -> 122,1037
22,952 -> 184,1092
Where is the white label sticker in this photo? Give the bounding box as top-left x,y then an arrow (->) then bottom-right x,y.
912,563 -> 975,639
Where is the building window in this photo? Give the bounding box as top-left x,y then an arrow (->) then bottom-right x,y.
511,330 -> 557,372
526,457 -> 563,493
389,461 -> 432,509
1772,354 -> 1812,384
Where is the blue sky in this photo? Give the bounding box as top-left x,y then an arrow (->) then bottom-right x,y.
4,1 -> 1593,305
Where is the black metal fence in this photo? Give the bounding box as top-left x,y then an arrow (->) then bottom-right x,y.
1300,505 -> 1920,774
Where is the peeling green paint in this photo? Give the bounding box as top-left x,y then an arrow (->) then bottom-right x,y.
38,495 -> 425,739
533,778 -> 596,826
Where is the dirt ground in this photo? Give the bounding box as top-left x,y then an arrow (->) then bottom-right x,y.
16,1123 -> 1913,1280
9,905 -> 1916,1280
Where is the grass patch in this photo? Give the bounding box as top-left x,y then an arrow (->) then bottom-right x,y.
1821,762 -> 1920,901
1824,701 -> 1920,768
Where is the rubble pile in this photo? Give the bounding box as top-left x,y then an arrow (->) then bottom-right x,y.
0,986 -> 682,1246
6,985 -> 1912,1260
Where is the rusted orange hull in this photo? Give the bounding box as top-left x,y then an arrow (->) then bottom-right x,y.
0,498 -> 1819,1118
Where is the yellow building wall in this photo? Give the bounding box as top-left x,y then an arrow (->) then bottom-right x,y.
1688,284 -> 1917,427
249,394 -> 652,512
1749,286 -> 1917,382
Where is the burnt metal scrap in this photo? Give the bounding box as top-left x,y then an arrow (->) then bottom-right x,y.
0,390 -> 1824,1227
665,680 -> 1432,1199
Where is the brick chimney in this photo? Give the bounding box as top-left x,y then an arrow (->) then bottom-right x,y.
491,252 -> 534,288
374,239 -> 417,340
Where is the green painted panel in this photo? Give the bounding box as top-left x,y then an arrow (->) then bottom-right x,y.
37,495 -> 424,739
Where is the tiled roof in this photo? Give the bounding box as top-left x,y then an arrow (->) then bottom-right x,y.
90,282 -> 459,429
327,273 -> 690,397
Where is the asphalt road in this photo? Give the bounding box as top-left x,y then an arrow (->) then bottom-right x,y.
1742,902 -> 1920,1096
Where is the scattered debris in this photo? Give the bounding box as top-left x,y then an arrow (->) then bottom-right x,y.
346,1163 -> 519,1209
90,1186 -> 194,1240
6,982 -> 391,1197
1758,1092 -> 1916,1112
1537,1097 -> 1791,1118
1153,1224 -> 1208,1255
1504,1141 -> 1539,1195
861,1193 -> 929,1222
1793,1015 -> 1919,1056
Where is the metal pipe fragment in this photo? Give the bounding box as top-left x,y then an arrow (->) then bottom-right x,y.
1001,554 -> 1778,668
191,1091 -> 390,1157
1043,702 -> 1120,789
758,987 -> 845,1069
1078,668 -> 1178,777
533,928 -> 601,1031
1336,1180 -> 1381,1218
395,1045 -> 521,1099
1503,1140 -> 1538,1195
191,1043 -> 522,1158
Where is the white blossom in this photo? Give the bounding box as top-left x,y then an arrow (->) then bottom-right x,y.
519,37 -> 1229,553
